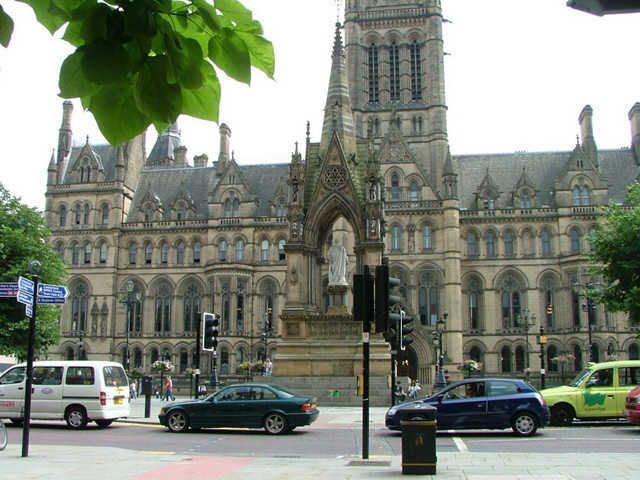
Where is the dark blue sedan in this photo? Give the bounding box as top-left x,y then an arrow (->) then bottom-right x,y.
385,378 -> 550,436
159,383 -> 319,434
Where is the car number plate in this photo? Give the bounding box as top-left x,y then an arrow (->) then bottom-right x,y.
114,397 -> 123,405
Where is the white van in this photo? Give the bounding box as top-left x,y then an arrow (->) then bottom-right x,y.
0,360 -> 130,429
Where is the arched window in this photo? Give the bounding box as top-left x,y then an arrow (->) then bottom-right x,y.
236,291 -> 245,332
629,344 -> 640,360
161,242 -> 169,264
261,240 -> 269,261
278,239 -> 286,261
193,241 -> 201,263
154,283 -> 171,332
410,39 -> 422,101
467,232 -> 477,257
504,232 -> 514,256
391,174 -> 400,201
84,243 -> 92,264
501,346 -> 512,373
391,225 -> 402,251
176,242 -> 185,264
57,243 -> 65,259
233,198 -> 239,217
469,291 -> 479,330
75,205 -> 81,224
486,232 -> 495,257
418,273 -> 438,326
129,244 -> 137,265
72,242 -> 80,265
410,182 -> 419,203
183,283 -> 200,333
224,199 -> 231,217
389,40 -> 400,102
483,191 -> 495,210
99,242 -> 107,264
573,186 -> 581,206
541,230 -> 551,255
219,240 -> 227,261
368,43 -> 379,104
581,186 -> 590,205
221,292 -> 230,330
277,198 -> 287,217
422,225 -> 432,250
145,242 -> 153,264
145,205 -> 153,222
133,348 -> 142,369
71,284 -> 89,333
546,346 -> 559,372
570,228 -> 581,253
60,206 -> 67,227
520,190 -> 531,208
236,240 -> 244,261
102,205 -> 109,225
176,203 -> 186,221
83,204 -> 90,224
573,345 -> 583,371
501,276 -> 521,328
515,346 -> 525,372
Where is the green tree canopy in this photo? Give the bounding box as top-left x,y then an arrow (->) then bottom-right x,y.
0,184 -> 68,358
0,0 -> 274,146
588,182 -> 640,326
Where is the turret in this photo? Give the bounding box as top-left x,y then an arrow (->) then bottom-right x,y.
56,101 -> 74,183
217,123 -> 231,173
579,105 -> 598,165
629,102 -> 640,165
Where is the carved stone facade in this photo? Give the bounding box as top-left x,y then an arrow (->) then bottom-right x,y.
44,1 -> 640,390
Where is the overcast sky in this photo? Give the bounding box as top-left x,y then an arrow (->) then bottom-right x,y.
1,1 -> 638,211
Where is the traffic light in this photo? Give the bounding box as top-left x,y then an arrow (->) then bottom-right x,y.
202,313 -> 220,351
399,310 -> 414,351
353,270 -> 374,323
375,264 -> 402,334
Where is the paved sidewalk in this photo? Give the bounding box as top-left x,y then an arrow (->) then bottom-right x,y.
1,396 -> 637,479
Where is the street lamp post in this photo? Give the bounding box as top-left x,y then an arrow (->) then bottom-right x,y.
118,279 -> 141,373
572,273 -> 603,364
258,312 -> 273,363
432,311 -> 448,391
518,308 -> 536,369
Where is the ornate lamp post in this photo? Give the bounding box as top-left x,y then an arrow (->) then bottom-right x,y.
258,311 -> 273,363
432,311 -> 448,391
572,273 -> 603,363
118,279 -> 141,372
518,308 -> 536,369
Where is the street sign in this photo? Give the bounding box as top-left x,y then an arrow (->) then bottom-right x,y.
18,276 -> 34,295
37,283 -> 69,299
17,291 -> 34,306
0,282 -> 18,297
36,297 -> 67,305
25,304 -> 33,318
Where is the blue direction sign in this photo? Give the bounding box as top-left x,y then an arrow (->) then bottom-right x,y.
37,283 -> 70,299
25,304 -> 33,318
17,291 -> 33,306
0,282 -> 18,297
37,297 -> 67,305
18,276 -> 34,295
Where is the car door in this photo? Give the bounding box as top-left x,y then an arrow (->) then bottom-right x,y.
434,382 -> 487,429
243,386 -> 278,428
485,380 -> 524,429
0,366 -> 26,418
577,368 -> 617,418
206,386 -> 249,427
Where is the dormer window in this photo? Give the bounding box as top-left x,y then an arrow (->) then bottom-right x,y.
483,191 -> 495,210
520,190 -> 531,208
145,205 -> 153,222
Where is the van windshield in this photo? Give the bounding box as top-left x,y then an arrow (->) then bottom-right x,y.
102,365 -> 128,387
0,367 -> 26,385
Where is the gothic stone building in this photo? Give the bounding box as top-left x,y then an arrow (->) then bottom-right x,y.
44,1 -> 640,394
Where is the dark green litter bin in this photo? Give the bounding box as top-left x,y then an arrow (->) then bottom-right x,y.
400,403 -> 437,475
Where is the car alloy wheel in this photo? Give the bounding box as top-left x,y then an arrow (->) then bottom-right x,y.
167,410 -> 189,433
264,412 -> 288,434
511,412 -> 538,437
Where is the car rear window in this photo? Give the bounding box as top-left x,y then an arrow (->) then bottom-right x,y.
102,365 -> 128,387
487,381 -> 520,397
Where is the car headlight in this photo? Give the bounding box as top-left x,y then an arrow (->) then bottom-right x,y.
387,406 -> 399,416
627,397 -> 640,404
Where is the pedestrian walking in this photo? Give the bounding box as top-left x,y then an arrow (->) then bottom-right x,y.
163,375 -> 175,401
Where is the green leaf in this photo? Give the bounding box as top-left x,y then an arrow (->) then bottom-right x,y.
181,62 -> 220,122
17,0 -> 71,34
86,81 -> 152,146
81,40 -> 132,85
192,0 -> 222,34
236,27 -> 275,79
123,2 -> 158,39
0,6 -> 14,48
133,56 -> 182,123
58,50 -> 101,98
208,27 -> 251,84
213,0 -> 254,25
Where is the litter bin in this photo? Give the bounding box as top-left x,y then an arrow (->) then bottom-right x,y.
400,402 -> 437,475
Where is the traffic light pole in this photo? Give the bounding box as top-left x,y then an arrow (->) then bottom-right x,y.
195,311 -> 201,398
211,350 -> 219,389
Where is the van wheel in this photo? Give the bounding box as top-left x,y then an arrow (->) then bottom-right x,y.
66,406 -> 88,429
95,420 -> 113,428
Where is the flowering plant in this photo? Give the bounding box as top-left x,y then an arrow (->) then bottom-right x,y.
184,367 -> 197,376
457,360 -> 482,372
239,361 -> 265,372
551,355 -> 575,364
524,367 -> 532,374
151,360 -> 173,372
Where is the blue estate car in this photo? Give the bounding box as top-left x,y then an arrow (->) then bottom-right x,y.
386,378 -> 550,437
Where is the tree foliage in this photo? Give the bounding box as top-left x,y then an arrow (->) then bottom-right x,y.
0,0 -> 274,146
588,182 -> 640,326
0,184 -> 69,358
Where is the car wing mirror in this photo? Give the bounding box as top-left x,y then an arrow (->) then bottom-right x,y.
436,394 -> 445,403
